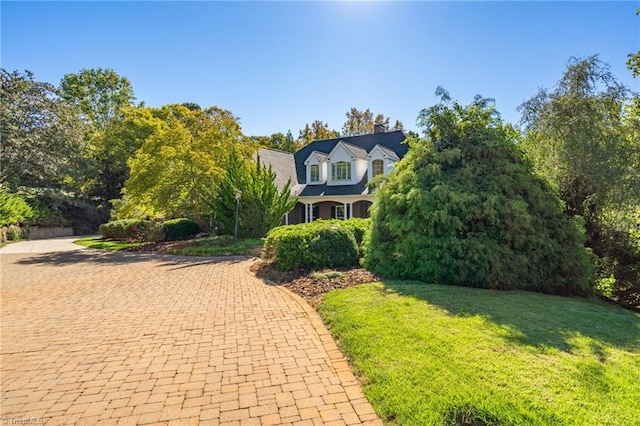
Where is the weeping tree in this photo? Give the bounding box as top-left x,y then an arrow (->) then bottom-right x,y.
213,150 -> 297,239
363,89 -> 593,296
519,56 -> 640,309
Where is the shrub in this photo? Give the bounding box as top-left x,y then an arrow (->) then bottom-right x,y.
163,218 -> 200,241
99,219 -> 163,242
7,224 -> 24,241
0,187 -> 33,226
264,220 -> 359,270
363,92 -> 593,296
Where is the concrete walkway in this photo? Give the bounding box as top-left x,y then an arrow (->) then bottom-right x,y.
0,236 -> 88,254
0,238 -> 381,425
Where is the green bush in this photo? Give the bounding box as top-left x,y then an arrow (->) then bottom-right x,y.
163,218 -> 200,241
264,220 -> 359,270
363,93 -> 593,296
0,187 -> 33,226
99,219 -> 163,242
7,224 -> 24,241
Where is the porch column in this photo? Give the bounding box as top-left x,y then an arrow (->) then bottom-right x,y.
343,202 -> 348,220
285,212 -> 289,225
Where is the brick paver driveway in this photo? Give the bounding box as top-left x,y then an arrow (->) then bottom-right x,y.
1,239 -> 381,425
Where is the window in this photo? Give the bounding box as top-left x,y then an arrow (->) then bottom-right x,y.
310,164 -> 320,183
372,159 -> 384,177
331,161 -> 351,181
332,205 -> 345,220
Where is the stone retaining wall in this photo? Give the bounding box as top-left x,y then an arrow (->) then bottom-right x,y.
28,226 -> 74,240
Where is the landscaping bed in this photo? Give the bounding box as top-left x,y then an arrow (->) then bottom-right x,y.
251,261 -> 380,306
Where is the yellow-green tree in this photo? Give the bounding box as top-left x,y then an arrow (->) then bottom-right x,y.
116,104 -> 248,220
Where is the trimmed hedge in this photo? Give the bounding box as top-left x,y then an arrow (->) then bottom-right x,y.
99,218 -> 200,242
163,218 -> 201,241
264,219 -> 365,270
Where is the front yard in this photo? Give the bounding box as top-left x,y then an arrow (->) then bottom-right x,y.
317,282 -> 640,425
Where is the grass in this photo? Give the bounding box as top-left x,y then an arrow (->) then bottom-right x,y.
318,282 -> 640,426
74,236 -> 144,251
164,237 -> 263,256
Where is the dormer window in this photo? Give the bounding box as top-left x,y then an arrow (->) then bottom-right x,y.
310,164 -> 320,183
372,159 -> 384,177
332,161 -> 351,181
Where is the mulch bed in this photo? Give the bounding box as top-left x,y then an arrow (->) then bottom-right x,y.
250,261 -> 380,306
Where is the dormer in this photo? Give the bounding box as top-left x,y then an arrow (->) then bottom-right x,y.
326,141 -> 368,186
303,151 -> 328,184
366,144 -> 399,182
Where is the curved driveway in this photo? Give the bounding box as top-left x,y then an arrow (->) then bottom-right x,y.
0,238 -> 380,425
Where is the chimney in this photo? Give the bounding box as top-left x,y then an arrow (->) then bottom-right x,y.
374,123 -> 386,134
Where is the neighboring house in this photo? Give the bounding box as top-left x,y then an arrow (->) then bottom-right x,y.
259,124 -> 408,225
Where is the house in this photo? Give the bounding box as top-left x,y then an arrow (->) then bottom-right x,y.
258,124 -> 408,225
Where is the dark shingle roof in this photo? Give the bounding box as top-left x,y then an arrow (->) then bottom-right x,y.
298,174 -> 370,197
294,130 -> 407,185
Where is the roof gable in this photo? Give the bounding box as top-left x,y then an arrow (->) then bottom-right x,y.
366,144 -> 400,161
293,130 -> 408,184
326,141 -> 368,161
304,150 -> 328,165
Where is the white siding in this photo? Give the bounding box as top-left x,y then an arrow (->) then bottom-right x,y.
327,145 -> 356,186
367,146 -> 397,181
304,153 -> 326,184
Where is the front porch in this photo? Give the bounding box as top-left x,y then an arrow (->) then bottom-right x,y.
285,197 -> 373,225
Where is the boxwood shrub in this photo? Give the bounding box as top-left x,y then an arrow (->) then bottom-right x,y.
99,219 -> 163,242
99,218 -> 201,242
163,218 -> 200,241
264,219 -> 363,270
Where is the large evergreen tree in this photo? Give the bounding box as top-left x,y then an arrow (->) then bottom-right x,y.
363,89 -> 593,296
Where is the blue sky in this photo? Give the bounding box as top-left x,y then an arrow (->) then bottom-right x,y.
2,1 -> 638,137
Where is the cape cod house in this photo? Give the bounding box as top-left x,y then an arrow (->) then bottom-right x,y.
259,124 -> 408,225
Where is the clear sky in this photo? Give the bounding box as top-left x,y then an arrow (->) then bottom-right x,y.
2,1 -> 638,137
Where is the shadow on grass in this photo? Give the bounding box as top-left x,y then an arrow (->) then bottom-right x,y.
13,249 -> 250,270
381,281 -> 640,356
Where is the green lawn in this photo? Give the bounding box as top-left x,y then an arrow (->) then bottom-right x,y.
74,236 -> 144,250
164,237 -> 263,256
318,282 -> 640,426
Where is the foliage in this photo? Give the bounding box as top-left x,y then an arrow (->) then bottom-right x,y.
99,219 -> 164,242
627,9 -> 640,78
519,56 -> 640,308
117,104 -> 248,219
341,107 -> 403,136
0,186 -> 33,226
363,89 -> 593,296
85,106 -> 165,203
6,225 -> 24,241
0,69 -> 87,190
212,149 -> 297,239
163,218 -> 200,241
297,120 -> 339,145
59,67 -> 135,131
22,188 -> 108,234
264,220 -> 360,270
319,282 -> 640,426
251,131 -> 299,153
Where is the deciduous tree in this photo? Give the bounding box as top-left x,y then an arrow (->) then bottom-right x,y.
0,69 -> 86,190
60,68 -> 135,131
519,56 -> 640,309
